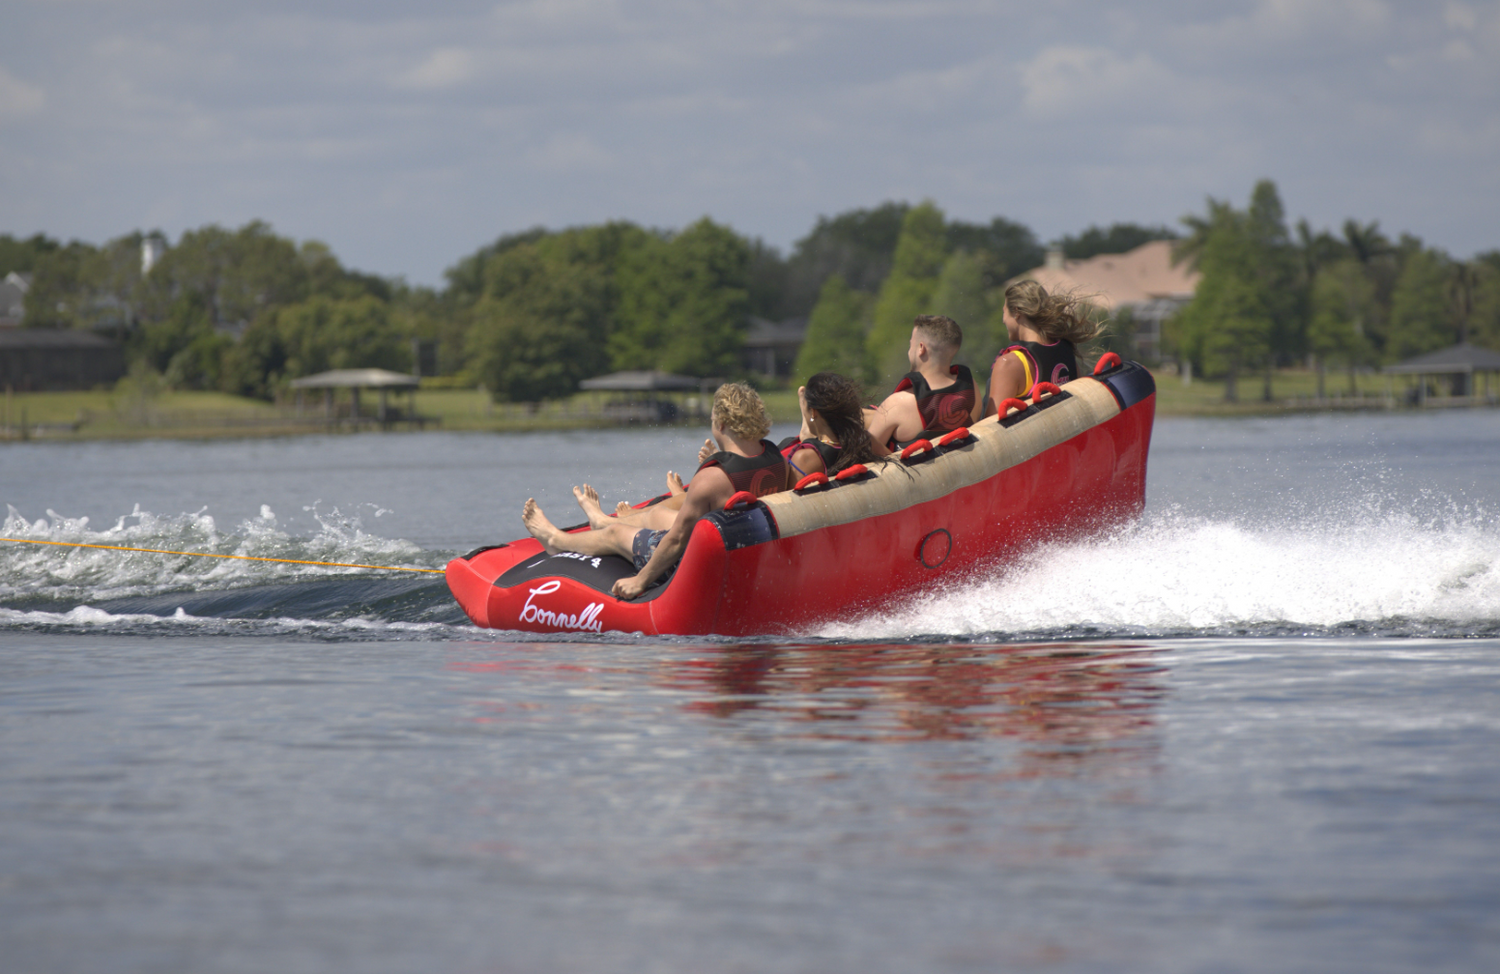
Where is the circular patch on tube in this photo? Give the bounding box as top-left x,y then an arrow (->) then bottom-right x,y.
918,529 -> 952,569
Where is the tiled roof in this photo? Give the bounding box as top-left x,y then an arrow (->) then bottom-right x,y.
1011,240 -> 1199,309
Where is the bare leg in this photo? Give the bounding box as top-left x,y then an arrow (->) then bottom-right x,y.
522,499 -> 636,560
602,493 -> 683,531
573,484 -> 614,530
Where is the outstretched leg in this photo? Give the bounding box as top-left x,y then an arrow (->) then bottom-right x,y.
522,499 -> 636,560
573,484 -> 614,530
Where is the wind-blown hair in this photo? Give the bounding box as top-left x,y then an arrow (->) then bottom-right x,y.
802,372 -> 881,472
1004,280 -> 1103,345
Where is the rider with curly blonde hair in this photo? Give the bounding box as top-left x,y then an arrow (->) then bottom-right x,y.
522,383 -> 786,600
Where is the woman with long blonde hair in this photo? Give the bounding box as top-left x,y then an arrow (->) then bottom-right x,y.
983,280 -> 1102,415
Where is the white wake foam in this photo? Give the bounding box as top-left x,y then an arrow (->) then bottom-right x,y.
0,604 -> 456,637
0,503 -> 439,601
819,507 -> 1500,638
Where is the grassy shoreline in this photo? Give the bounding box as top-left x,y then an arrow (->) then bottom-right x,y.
1,369 -> 1489,442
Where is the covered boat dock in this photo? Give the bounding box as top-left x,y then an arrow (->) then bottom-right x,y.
578,370 -> 713,425
1384,343 -> 1500,407
288,368 -> 438,429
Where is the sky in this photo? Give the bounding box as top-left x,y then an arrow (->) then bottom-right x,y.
2,0 -> 1497,286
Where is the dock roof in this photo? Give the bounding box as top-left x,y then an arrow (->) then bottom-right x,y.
578,370 -> 703,391
288,368 -> 420,389
1383,342 -> 1500,375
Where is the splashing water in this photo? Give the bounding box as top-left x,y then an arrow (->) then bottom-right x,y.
5,496 -> 1499,641
0,503 -> 460,636
819,505 -> 1500,640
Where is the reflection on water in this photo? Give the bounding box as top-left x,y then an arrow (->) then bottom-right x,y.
665,642 -> 1166,764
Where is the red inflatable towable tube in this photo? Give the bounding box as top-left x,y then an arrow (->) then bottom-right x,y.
447,361 -> 1158,636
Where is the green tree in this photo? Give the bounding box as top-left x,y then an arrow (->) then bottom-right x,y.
19,233 -> 149,332
930,250 -> 995,368
390,282 -> 460,376
1172,181 -> 1303,402
300,240 -> 392,303
744,237 -> 791,321
1308,259 -> 1377,396
443,227 -> 549,307
611,218 -> 750,377
781,202 -> 910,316
1246,181 -> 1305,397
220,317 -> 288,400
1388,247 -> 1454,361
23,240 -> 102,329
0,233 -> 61,275
278,295 -> 406,377
1470,251 -> 1500,352
223,295 -> 406,400
138,221 -> 309,330
136,291 -> 214,375
866,201 -> 948,386
1172,199 -> 1270,402
946,216 -> 1046,286
467,223 -> 644,401
792,275 -> 871,385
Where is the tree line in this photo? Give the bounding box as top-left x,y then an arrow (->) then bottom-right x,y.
1170,180 -> 1500,401
3,185 -> 1495,403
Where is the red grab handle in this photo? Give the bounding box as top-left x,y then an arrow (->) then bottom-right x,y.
1093,352 -> 1122,375
723,491 -> 758,510
936,426 -> 970,447
900,439 -> 934,461
834,463 -> 869,481
793,472 -> 829,491
998,397 -> 1029,416
1029,382 -> 1062,401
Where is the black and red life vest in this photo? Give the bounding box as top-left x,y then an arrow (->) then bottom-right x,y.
996,340 -> 1078,392
697,440 -> 787,498
779,437 -> 844,478
891,365 -> 976,446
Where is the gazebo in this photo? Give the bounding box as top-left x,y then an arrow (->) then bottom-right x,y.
578,370 -> 710,425
288,368 -> 426,427
1383,342 -> 1500,405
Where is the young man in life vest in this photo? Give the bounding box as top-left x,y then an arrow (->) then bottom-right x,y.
520,383 -> 787,601
864,314 -> 983,453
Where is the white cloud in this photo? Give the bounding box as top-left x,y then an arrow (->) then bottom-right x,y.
396,46 -> 479,90
2,1 -> 1497,282
1444,2 -> 1480,31
0,66 -> 45,119
1252,0 -> 1391,34
1018,47 -> 1177,117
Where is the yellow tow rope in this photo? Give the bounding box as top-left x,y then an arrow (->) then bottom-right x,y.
0,537 -> 445,574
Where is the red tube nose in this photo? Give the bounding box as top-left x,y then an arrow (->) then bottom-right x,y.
445,557 -> 496,628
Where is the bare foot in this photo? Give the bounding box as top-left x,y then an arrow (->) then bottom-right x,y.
573,484 -> 613,530
666,471 -> 686,495
521,498 -> 565,553
614,501 -> 633,516
697,438 -> 716,465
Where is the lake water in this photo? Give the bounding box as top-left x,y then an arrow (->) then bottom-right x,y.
3,411 -> 1499,973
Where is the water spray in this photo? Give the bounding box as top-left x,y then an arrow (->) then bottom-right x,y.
0,537 -> 445,574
